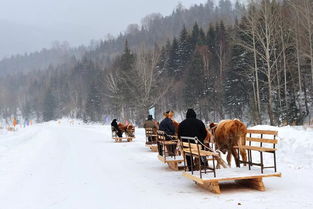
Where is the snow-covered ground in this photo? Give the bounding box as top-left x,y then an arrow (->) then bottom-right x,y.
0,119 -> 313,209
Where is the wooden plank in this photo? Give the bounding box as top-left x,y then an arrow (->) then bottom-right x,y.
184,171 -> 280,194
167,162 -> 179,171
159,141 -> 178,145
246,137 -> 278,144
195,181 -> 221,194
145,144 -> 158,152
184,149 -> 217,156
247,129 -> 278,136
113,137 -> 134,142
234,145 -> 276,152
158,155 -> 184,163
202,182 -> 221,194
182,142 -> 199,149
235,178 -> 265,191
182,172 -> 204,184
183,171 -> 281,183
158,155 -> 166,163
150,146 -> 158,152
112,137 -> 135,139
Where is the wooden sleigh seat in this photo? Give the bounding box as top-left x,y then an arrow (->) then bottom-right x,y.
180,136 -> 218,177
234,129 -> 278,173
145,128 -> 158,152
157,130 -> 184,171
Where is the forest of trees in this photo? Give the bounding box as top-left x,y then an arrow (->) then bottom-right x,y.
1,0 -> 313,127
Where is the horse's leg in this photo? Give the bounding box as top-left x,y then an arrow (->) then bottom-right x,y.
240,148 -> 247,166
227,149 -> 232,167
231,148 -> 240,167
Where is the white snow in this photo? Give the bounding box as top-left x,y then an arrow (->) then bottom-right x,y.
0,119 -> 313,209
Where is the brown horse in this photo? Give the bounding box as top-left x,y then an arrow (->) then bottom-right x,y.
204,128 -> 214,147
118,123 -> 136,137
213,119 -> 247,168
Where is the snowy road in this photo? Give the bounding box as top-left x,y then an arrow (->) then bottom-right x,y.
0,121 -> 312,209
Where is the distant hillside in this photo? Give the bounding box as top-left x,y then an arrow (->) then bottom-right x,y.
0,0 -> 244,76
87,0 -> 244,65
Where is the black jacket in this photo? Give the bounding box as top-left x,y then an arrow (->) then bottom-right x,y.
159,117 -> 175,135
178,109 -> 207,143
111,119 -> 119,130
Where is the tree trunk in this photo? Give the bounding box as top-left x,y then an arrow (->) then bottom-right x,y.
252,29 -> 262,124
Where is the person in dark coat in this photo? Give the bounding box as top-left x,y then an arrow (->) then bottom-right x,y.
178,109 -> 208,170
159,111 -> 177,156
159,111 -> 175,136
111,119 -> 123,137
144,115 -> 159,142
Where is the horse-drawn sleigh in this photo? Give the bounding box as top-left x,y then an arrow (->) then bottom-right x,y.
111,123 -> 135,142
181,120 -> 281,194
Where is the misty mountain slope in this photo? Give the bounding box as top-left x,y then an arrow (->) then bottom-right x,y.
86,0 -> 243,65
0,0 -> 244,76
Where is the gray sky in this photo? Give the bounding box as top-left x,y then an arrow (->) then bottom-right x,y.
0,0 -> 217,59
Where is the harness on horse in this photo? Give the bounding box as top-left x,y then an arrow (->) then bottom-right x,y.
124,124 -> 135,137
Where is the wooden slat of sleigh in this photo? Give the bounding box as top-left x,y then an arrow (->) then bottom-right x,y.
234,145 -> 276,152
247,129 -> 278,136
160,141 -> 179,145
112,137 -> 134,139
182,147 -> 218,156
182,142 -> 199,150
246,137 -> 278,144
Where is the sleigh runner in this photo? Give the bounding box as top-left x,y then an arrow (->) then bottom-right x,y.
183,167 -> 281,194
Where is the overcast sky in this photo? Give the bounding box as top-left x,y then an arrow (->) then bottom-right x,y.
0,0 -> 221,59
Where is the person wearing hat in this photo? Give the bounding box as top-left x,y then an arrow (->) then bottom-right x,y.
159,110 -> 177,156
111,119 -> 123,137
159,111 -> 175,136
178,109 -> 208,171
144,115 -> 159,142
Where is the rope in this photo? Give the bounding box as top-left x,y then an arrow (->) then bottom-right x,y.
183,136 -> 228,168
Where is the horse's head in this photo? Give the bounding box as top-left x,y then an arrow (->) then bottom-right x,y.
209,122 -> 218,136
126,124 -> 135,137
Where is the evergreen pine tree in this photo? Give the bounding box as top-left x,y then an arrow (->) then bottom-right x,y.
177,26 -> 193,75
165,38 -> 180,77
85,80 -> 102,122
43,88 -> 56,122
184,52 -> 204,108
191,22 -> 200,47
118,39 -> 136,102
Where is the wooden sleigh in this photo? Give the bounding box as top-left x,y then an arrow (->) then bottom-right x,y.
157,130 -> 184,171
111,127 -> 134,142
145,128 -> 158,152
181,131 -> 282,194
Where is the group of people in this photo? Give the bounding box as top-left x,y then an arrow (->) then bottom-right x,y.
144,108 -> 208,170
112,108 -> 209,170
